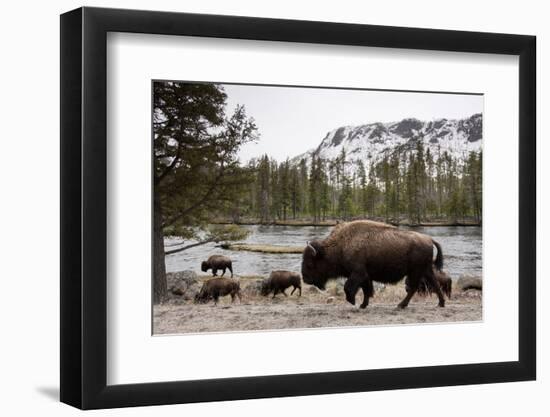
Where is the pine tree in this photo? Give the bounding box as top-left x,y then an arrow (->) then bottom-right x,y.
279,159 -> 291,220
309,156 -> 318,222
153,82 -> 257,303
257,155 -> 270,223
357,160 -> 368,216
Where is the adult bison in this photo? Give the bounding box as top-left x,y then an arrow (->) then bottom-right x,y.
194,277 -> 242,305
201,255 -> 233,277
301,220 -> 445,309
261,271 -> 302,298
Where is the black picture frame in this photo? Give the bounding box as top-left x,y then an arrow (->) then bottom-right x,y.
60,6 -> 536,410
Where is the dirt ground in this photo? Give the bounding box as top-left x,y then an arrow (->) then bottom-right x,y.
153,276 -> 482,335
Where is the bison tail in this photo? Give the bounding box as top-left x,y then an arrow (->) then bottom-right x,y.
433,240 -> 444,271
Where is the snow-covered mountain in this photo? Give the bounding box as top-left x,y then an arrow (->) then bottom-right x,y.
292,113 -> 482,173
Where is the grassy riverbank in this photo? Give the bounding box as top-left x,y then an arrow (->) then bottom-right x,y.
153,277 -> 482,335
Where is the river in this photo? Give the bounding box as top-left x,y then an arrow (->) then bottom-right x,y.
165,225 -> 482,279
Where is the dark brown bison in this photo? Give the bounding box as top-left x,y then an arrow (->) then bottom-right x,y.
201,255 -> 233,277
407,267 -> 452,299
261,271 -> 302,298
194,277 -> 242,305
301,220 -> 445,309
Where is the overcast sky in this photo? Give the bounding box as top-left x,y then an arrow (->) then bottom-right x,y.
222,83 -> 483,163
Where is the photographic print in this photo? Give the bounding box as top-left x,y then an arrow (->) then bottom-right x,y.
152,81 -> 483,335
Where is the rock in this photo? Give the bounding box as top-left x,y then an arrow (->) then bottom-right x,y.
182,287 -> 200,301
457,275 -> 482,291
172,270 -> 198,285
463,289 -> 482,298
244,280 -> 264,296
326,297 -> 335,304
167,270 -> 199,297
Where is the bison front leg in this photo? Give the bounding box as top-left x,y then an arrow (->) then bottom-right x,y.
344,272 -> 365,306
212,268 -> 218,277
360,279 -> 374,309
398,273 -> 420,309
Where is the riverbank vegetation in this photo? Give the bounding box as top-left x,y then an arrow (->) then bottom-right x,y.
155,274 -> 482,334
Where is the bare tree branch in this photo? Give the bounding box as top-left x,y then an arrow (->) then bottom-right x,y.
165,238 -> 215,255
164,240 -> 186,247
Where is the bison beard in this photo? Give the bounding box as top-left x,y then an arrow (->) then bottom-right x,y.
301,220 -> 446,309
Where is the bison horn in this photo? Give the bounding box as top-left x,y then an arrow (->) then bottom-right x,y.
306,241 -> 317,256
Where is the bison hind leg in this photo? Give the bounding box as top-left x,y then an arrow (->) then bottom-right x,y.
424,268 -> 445,307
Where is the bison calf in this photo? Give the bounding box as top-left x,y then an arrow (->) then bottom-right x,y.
261,271 -> 302,298
201,255 -> 233,277
406,268 -> 452,299
194,278 -> 242,305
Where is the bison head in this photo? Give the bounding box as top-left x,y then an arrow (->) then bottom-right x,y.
301,240 -> 330,290
193,292 -> 203,304
201,261 -> 209,272
260,280 -> 270,296
194,287 -> 209,304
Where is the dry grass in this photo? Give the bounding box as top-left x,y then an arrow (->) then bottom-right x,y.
155,276 -> 482,335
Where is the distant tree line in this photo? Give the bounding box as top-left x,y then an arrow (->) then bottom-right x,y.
229,142 -> 482,225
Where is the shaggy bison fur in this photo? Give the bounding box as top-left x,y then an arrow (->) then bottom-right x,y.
194,277 -> 242,305
406,267 -> 452,299
261,271 -> 302,298
301,220 -> 445,309
201,255 -> 233,277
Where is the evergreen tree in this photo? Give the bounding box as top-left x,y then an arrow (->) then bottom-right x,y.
153,82 -> 257,303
